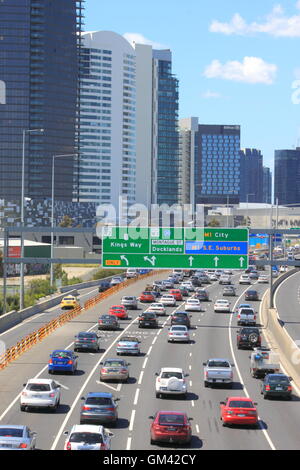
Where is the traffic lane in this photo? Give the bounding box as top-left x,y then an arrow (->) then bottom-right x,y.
274,270 -> 300,344
230,285 -> 300,449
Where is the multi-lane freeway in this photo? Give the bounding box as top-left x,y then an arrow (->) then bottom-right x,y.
0,270 -> 300,450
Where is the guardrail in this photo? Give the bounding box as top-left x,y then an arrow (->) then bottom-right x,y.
0,269 -> 163,370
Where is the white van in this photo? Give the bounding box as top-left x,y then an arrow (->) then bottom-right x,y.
126,268 -> 138,279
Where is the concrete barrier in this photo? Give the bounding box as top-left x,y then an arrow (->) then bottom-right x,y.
0,310 -> 19,334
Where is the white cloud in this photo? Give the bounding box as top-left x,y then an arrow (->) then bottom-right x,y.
123,33 -> 168,49
203,57 -> 277,85
202,90 -> 222,99
210,2 -> 300,37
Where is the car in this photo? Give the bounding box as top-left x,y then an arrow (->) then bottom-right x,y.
98,281 -> 111,293
169,289 -> 183,301
100,359 -> 130,382
148,303 -> 166,316
108,305 -> 128,319
116,336 -> 140,355
203,358 -> 234,388
239,274 -> 251,285
195,288 -> 209,301
98,314 -> 120,330
208,273 -> 218,281
180,281 -> 195,292
170,311 -> 191,329
249,271 -> 259,280
0,425 -> 37,450
48,349 -> 78,374
64,425 -> 114,450
138,311 -> 158,328
237,327 -> 262,349
160,294 -> 177,307
260,373 -> 293,400
168,325 -> 190,343
258,274 -> 268,283
20,379 -> 61,412
185,298 -> 201,312
80,392 -> 120,426
110,276 -> 123,286
197,274 -> 210,284
235,303 -> 252,312
126,268 -> 138,278
121,296 -> 138,310
60,295 -> 79,310
223,286 -> 236,296
220,397 -> 258,427
219,275 -> 231,285
279,265 -> 288,273
155,368 -> 188,398
149,411 -> 192,445
214,299 -> 231,313
139,291 -> 156,303
178,285 -> 189,297
74,331 -> 101,352
215,269 -> 224,277
224,269 -> 233,275
190,276 -> 202,287
245,290 -> 259,301
153,280 -> 164,290
162,280 -> 174,289
237,307 -> 256,326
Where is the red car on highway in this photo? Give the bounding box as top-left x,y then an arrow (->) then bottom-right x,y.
109,305 -> 128,319
149,411 -> 192,445
220,397 -> 258,428
169,289 -> 183,301
139,291 -> 156,303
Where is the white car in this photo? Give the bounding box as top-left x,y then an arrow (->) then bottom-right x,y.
185,298 -> 201,312
110,277 -> 123,286
168,325 -> 190,343
149,303 -> 167,316
64,425 -> 113,450
214,299 -> 231,313
180,282 -> 195,292
160,295 -> 176,307
208,273 -> 218,281
258,274 -> 268,283
239,274 -> 251,285
20,379 -> 61,412
155,367 -> 188,398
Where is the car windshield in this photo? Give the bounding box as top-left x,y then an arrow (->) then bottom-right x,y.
152,304 -> 163,308
158,414 -> 185,425
208,361 -> 230,368
143,292 -> 153,295
0,428 -> 23,437
174,313 -> 187,317
85,397 -> 113,406
142,313 -> 156,319
228,401 -> 254,408
120,337 -> 138,342
78,333 -> 95,339
27,384 -> 51,392
268,376 -> 289,384
240,309 -> 254,315
188,300 -> 198,303
172,326 -> 187,331
161,372 -> 183,379
104,361 -> 125,367
69,432 -> 103,444
241,328 -> 259,334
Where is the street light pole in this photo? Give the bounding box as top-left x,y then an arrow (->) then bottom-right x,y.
20,128 -> 44,310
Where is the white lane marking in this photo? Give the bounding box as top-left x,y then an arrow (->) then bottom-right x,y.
189,381 -> 193,387
126,437 -> 132,450
147,346 -> 153,355
56,382 -> 69,391
189,352 -> 192,357
189,365 -> 192,371
152,337 -> 157,345
96,381 -> 120,392
191,400 -> 195,407
228,282 -> 276,451
133,388 -> 140,406
196,424 -> 200,434
138,371 -> 144,385
129,410 -> 136,432
142,357 -> 148,369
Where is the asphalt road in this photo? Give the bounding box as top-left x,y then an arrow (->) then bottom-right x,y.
274,270 -> 300,346
1,270 -> 300,450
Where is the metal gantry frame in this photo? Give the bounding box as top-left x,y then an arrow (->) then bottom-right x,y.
2,226 -> 300,314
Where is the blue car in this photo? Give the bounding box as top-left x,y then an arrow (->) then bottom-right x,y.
48,350 -> 78,375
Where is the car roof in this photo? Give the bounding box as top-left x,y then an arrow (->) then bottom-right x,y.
51,349 -> 72,353
70,424 -> 105,434
208,358 -> 230,362
160,367 -> 183,373
156,410 -> 187,416
27,378 -> 54,384
227,396 -> 253,402
0,425 -> 25,430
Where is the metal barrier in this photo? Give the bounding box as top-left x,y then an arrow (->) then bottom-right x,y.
0,270 -> 163,370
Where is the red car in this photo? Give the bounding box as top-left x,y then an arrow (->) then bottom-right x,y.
149,411 -> 192,445
220,397 -> 258,428
109,305 -> 128,319
169,289 -> 183,301
139,291 -> 155,303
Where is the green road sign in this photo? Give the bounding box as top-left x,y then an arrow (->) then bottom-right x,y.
102,227 -> 249,270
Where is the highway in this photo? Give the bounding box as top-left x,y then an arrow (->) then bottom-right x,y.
274,270 -> 300,346
0,270 -> 300,450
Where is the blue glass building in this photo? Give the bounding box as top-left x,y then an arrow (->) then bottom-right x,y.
274,148 -> 300,205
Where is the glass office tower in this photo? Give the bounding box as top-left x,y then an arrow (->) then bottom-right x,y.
274,148 -> 300,205
0,0 -> 84,201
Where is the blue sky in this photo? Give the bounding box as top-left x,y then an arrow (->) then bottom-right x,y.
84,0 -> 300,173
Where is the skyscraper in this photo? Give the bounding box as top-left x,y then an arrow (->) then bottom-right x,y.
274,148 -> 300,205
0,0 -> 84,201
179,117 -> 199,205
78,31 -> 136,208
262,166 -> 272,204
239,148 -> 264,203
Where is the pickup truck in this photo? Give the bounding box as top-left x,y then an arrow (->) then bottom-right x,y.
237,307 -> 256,326
250,348 -> 280,378
203,358 -> 234,388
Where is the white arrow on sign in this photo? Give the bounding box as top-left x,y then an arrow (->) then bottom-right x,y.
189,256 -> 194,267
214,256 -> 219,267
239,257 -> 245,267
144,256 -> 156,266
120,255 -> 129,266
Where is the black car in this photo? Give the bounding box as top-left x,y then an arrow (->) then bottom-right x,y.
98,314 -> 120,330
261,373 -> 293,400
138,312 -> 158,328
74,331 -> 101,352
98,281 -> 111,293
170,311 -> 191,329
195,289 -> 209,301
245,290 -> 259,301
237,327 -> 261,349
223,286 -> 236,296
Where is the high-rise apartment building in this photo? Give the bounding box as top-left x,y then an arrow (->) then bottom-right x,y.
274,148 -> 300,205
179,117 -> 198,205
135,46 -> 180,207
0,0 -> 84,201
239,148 -> 263,203
78,31 -> 136,208
262,166 -> 272,204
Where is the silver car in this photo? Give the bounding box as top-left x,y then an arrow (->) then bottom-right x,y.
100,358 -> 130,382
0,425 -> 37,450
20,378 -> 61,412
167,325 -> 190,343
121,296 -> 138,310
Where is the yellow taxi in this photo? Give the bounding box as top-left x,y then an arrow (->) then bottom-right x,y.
60,295 -> 79,310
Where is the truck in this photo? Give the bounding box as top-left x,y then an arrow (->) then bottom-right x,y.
249,347 -> 280,378
237,307 -> 256,326
203,358 -> 234,388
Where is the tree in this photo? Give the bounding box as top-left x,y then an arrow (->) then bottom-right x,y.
207,218 -> 220,227
59,215 -> 73,227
